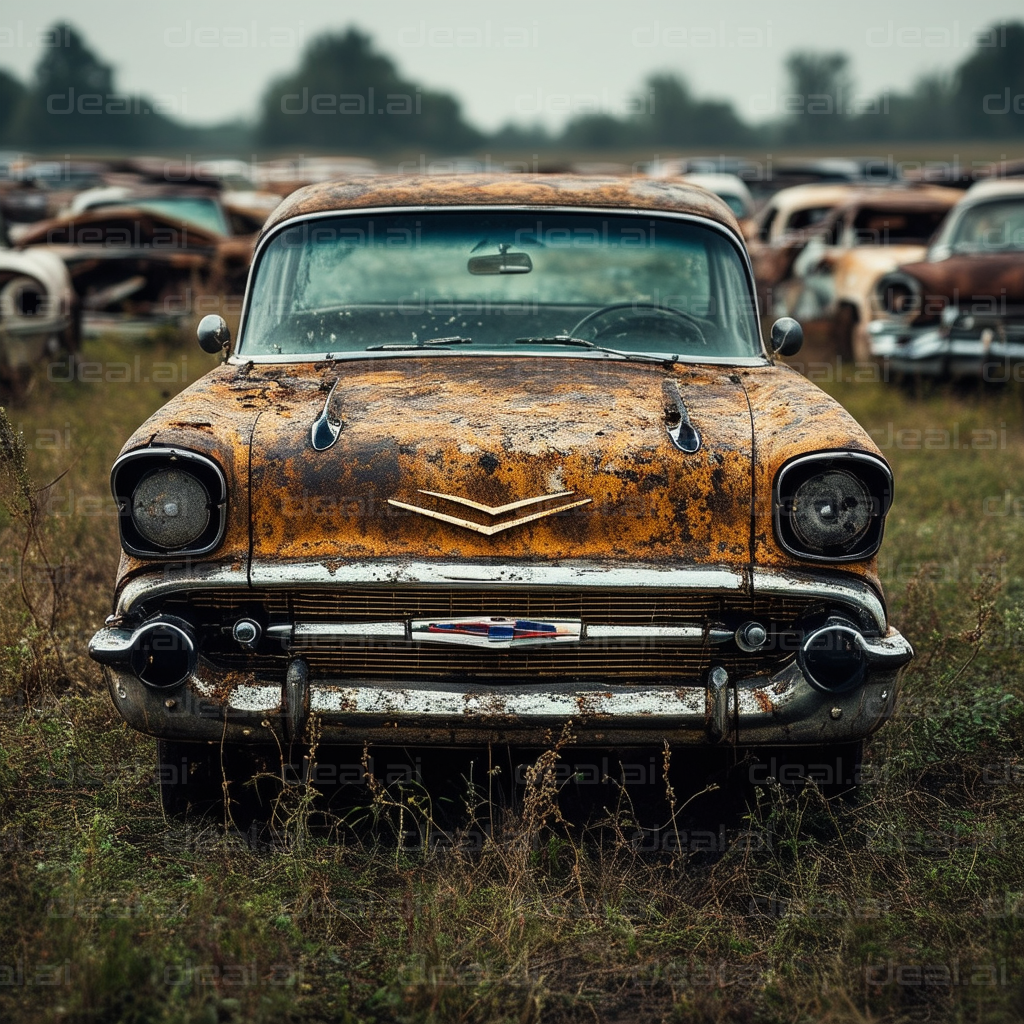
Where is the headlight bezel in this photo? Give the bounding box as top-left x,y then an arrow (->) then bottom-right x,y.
112,447 -> 227,558
875,271 -> 923,318
773,451 -> 893,563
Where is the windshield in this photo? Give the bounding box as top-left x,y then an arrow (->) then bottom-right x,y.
719,194 -> 750,218
850,207 -> 948,246
947,199 -> 1024,253
240,211 -> 760,359
102,197 -> 228,236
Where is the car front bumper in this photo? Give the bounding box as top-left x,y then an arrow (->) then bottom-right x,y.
89,561 -> 913,748
869,320 -> 1024,377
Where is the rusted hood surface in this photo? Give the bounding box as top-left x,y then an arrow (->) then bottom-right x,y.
246,357 -> 754,567
115,356 -> 885,593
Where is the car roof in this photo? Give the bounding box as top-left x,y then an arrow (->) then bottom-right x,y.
261,173 -> 741,237
828,186 -> 962,215
679,172 -> 754,199
962,179 -> 1024,203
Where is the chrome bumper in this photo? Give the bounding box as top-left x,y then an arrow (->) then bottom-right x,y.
869,321 -> 1024,377
90,562 -> 910,747
92,632 -> 911,746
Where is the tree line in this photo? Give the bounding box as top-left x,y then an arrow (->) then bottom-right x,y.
1,22 -> 1022,154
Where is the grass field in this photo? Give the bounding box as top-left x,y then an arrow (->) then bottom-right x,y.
4,334 -> 1024,1023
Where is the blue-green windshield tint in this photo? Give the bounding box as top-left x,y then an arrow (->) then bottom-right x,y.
102,197 -> 229,236
240,211 -> 760,357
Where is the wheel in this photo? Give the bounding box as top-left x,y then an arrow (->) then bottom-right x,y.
751,741 -> 864,799
831,304 -> 857,362
157,740 -> 224,816
569,302 -> 708,347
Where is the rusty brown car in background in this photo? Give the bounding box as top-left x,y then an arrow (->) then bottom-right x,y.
870,179 -> 1024,377
87,174 -> 913,811
15,182 -> 276,337
754,186 -> 960,361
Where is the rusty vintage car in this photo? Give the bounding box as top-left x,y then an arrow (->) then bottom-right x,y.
15,184 -> 272,337
87,174 -> 912,809
754,187 -> 960,361
869,180 -> 1024,376
0,206 -> 79,397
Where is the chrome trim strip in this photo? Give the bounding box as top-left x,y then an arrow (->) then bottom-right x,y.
272,622 -> 409,640
308,681 -> 714,720
585,624 -> 732,642
234,204 -> 765,361
115,562 -> 887,632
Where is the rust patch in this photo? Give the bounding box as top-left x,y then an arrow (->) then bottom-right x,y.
894,253 -> 1024,325
751,688 -> 775,714
262,173 -> 741,239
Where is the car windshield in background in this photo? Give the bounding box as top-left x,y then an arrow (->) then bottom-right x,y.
719,194 -> 749,218
103,197 -> 229,236
851,207 -> 948,246
949,199 -> 1024,253
240,211 -> 760,359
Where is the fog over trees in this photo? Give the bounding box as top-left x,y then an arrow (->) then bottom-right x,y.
1,21 -> 1022,152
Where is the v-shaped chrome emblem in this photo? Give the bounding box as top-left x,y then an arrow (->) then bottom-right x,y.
387,489 -> 591,535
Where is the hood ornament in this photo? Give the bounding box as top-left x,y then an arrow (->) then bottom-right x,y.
412,616 -> 581,648
388,489 -> 590,535
662,379 -> 701,453
310,380 -> 343,451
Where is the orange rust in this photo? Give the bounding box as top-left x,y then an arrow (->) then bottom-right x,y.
262,174 -> 741,236
112,351 -> 886,599
751,688 -> 775,714
740,362 -> 883,589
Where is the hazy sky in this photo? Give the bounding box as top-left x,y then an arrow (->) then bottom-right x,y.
1,0 -> 1021,130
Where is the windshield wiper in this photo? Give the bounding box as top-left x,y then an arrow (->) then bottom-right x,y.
515,335 -> 678,366
365,336 -> 472,351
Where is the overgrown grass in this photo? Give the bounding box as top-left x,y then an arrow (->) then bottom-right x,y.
4,339 -> 1024,1022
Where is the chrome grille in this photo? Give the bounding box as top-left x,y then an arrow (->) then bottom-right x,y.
172,587 -> 822,624
155,586 -> 832,683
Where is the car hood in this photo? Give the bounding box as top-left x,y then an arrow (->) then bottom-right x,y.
244,357 -> 755,567
900,252 -> 1024,322
115,356 -> 883,593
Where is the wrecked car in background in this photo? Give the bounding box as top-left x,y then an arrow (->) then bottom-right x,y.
756,187 -> 960,361
87,174 -> 912,811
14,182 -> 279,337
0,208 -> 78,398
869,180 -> 1024,377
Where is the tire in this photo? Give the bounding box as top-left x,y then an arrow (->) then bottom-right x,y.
157,740 -> 223,817
831,304 -> 857,362
753,741 -> 864,799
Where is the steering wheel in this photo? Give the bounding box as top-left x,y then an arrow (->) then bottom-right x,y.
569,303 -> 708,347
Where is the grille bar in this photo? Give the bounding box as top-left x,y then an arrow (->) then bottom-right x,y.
173,586 -> 822,624
156,585 -> 828,684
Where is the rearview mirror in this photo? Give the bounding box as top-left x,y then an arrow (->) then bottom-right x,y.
197,314 -> 231,354
770,317 -> 803,357
467,252 -> 533,275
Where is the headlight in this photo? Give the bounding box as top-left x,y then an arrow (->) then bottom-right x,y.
111,447 -> 227,557
131,468 -> 211,549
0,275 -> 48,321
790,469 -> 872,551
774,452 -> 892,562
876,272 -> 922,317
